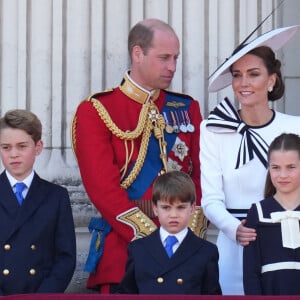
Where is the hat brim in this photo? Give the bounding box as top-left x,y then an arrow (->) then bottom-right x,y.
208,25 -> 300,93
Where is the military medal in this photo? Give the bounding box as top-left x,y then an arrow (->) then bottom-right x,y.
179,111 -> 187,133
180,124 -> 187,133
187,124 -> 195,132
184,110 -> 195,132
166,125 -> 174,133
173,124 -> 179,133
170,111 -> 179,133
174,111 -> 184,133
163,112 -> 174,133
167,158 -> 182,171
172,137 -> 189,161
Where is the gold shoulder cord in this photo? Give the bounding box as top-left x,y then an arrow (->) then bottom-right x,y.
91,98 -> 148,140
71,114 -> 77,158
71,93 -> 103,159
91,98 -> 168,189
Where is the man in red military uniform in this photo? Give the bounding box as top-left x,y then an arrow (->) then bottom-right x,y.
71,18 -> 205,293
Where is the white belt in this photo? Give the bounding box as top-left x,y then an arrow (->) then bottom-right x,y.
262,261 -> 300,273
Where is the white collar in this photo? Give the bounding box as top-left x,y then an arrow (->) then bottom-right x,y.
6,169 -> 34,188
160,226 -> 188,245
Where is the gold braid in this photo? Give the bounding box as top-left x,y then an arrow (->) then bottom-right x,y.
120,117 -> 152,189
120,139 -> 134,181
91,98 -> 167,189
91,98 -> 149,140
152,113 -> 168,173
71,114 -> 77,156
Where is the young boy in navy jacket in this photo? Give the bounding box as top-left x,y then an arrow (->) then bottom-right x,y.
117,171 -> 221,294
0,109 -> 76,295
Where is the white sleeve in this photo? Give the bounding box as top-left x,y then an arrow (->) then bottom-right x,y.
200,121 -> 240,241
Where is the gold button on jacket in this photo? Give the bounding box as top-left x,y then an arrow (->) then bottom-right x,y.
3,269 -> 9,276
29,269 -> 36,275
157,277 -> 164,283
4,244 -> 11,251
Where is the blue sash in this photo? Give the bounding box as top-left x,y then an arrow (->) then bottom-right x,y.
83,217 -> 111,273
126,92 -> 192,199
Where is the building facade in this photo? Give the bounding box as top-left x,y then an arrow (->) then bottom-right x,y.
0,0 -> 299,293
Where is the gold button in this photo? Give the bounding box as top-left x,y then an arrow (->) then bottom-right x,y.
31,245 -> 36,250
4,244 -> 11,251
177,278 -> 183,285
3,269 -> 9,276
157,277 -> 164,283
29,269 -> 36,275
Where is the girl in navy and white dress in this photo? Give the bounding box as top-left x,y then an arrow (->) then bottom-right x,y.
243,133 -> 300,295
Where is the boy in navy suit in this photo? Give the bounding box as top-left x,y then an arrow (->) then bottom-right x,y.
117,171 -> 221,294
0,109 -> 76,295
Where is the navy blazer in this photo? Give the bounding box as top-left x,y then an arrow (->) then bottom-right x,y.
117,228 -> 222,294
0,171 -> 76,295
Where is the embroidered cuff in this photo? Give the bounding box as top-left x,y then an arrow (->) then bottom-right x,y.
116,208 -> 157,240
188,206 -> 208,239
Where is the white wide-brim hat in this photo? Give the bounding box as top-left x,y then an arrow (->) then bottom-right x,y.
208,25 -> 300,93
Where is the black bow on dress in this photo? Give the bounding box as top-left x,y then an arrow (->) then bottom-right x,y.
206,98 -> 269,169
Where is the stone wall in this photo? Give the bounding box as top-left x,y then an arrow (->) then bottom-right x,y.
1,0 -> 299,294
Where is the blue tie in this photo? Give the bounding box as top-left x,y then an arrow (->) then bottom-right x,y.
15,182 -> 26,205
165,235 -> 178,258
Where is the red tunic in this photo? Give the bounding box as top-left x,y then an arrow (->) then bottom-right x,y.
72,81 -> 202,289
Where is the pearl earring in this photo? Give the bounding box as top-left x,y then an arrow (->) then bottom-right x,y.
268,86 -> 273,92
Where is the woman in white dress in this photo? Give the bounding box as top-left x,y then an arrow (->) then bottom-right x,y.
200,25 -> 300,295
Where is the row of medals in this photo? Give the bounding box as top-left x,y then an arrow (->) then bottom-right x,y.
164,110 -> 195,134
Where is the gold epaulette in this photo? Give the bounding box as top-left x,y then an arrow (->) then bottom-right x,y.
188,206 -> 208,239
86,89 -> 114,102
70,89 -> 114,159
116,208 -> 157,240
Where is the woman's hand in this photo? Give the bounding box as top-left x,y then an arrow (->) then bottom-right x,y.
236,219 -> 256,246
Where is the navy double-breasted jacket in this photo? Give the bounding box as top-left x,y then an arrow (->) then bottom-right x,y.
0,171 -> 76,295
117,228 -> 222,295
